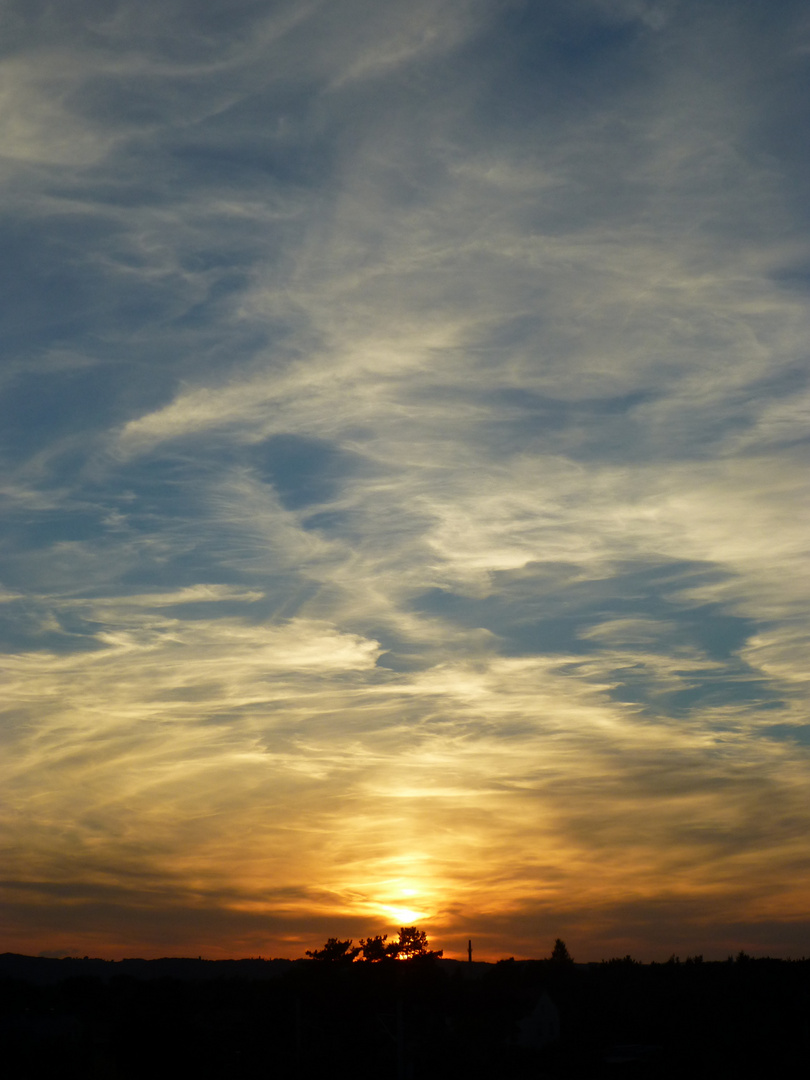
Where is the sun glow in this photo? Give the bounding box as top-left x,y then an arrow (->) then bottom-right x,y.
351,868 -> 438,928
379,904 -> 428,924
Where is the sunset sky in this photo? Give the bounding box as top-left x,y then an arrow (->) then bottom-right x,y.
1,0 -> 809,963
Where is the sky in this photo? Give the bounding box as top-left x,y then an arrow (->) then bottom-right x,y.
1,0 -> 809,963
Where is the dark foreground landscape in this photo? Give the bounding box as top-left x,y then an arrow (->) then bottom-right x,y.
2,951 -> 808,1078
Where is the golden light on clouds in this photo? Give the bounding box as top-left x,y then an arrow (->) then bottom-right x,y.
2,604 -> 809,960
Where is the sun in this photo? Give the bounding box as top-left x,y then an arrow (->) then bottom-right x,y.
379,903 -> 427,924
346,867 -> 436,928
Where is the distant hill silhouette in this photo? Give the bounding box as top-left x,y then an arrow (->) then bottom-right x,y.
0,952 -> 299,985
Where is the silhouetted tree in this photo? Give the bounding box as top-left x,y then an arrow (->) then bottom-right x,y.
305,927 -> 441,964
359,934 -> 399,962
550,938 -> 573,964
305,937 -> 361,963
603,954 -> 640,966
394,927 -> 442,960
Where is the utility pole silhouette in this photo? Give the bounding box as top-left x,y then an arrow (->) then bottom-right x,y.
468,939 -> 472,963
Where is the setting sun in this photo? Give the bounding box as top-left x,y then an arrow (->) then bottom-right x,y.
378,905 -> 428,925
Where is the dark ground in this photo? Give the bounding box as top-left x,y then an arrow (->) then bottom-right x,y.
1,952 -> 808,1078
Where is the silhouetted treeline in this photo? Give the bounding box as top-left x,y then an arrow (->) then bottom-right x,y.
2,951 -> 809,1078
0,952 -> 297,985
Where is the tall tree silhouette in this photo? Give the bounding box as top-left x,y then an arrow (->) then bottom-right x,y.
550,938 -> 573,964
